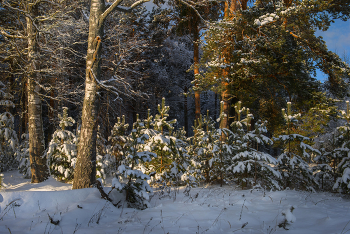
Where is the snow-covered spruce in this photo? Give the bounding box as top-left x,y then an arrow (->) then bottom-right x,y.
108,115 -> 129,171
47,107 -> 77,181
204,103 -> 235,186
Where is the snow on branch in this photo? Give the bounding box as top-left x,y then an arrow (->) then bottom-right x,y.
100,0 -> 150,23
89,70 -> 147,101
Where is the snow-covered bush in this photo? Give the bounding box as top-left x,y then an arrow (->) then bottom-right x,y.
313,140 -> 336,190
278,205 -> 296,230
47,107 -> 77,181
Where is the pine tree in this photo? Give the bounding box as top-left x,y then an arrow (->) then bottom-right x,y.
313,141 -> 334,190
332,101 -> 350,193
47,107 -> 77,181
229,102 -> 280,189
0,81 -> 18,172
210,102 -> 235,186
190,110 -> 217,183
16,133 -> 31,178
147,98 -> 177,179
200,0 -> 350,131
108,116 -> 129,172
275,102 -> 320,190
113,114 -> 156,209
96,126 -> 115,183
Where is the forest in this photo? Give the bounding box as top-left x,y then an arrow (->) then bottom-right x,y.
1,0 -> 350,215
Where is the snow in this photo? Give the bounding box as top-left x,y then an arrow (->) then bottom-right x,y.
1,170 -> 350,234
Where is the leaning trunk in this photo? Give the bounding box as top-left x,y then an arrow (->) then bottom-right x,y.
73,0 -> 104,189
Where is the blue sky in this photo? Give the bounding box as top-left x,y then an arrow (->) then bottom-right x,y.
315,19 -> 350,82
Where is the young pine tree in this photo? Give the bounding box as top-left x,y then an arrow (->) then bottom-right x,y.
229,102 -> 281,190
333,101 -> 350,193
275,102 -> 319,190
190,110 -> 217,183
113,114 -> 156,209
47,107 -> 77,181
17,133 -> 31,178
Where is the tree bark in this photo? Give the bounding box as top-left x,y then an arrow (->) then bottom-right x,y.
26,8 -> 49,183
220,0 -> 236,130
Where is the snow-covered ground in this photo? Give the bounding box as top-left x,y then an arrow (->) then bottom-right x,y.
1,171 -> 350,234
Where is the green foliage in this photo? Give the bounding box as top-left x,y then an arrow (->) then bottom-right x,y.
108,115 -> 129,170
200,0 -> 350,131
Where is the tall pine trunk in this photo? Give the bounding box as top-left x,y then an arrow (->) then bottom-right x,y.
26,9 -> 49,183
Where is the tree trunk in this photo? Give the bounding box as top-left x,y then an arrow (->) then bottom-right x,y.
220,0 -> 236,130
193,25 -> 201,121
73,0 -> 149,189
27,12 -> 49,183
73,0 -> 104,189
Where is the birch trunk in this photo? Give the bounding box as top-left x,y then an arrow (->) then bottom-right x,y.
73,0 -> 149,189
26,10 -> 49,183
73,0 -> 104,189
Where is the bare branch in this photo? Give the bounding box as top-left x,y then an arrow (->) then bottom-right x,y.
0,27 -> 27,39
